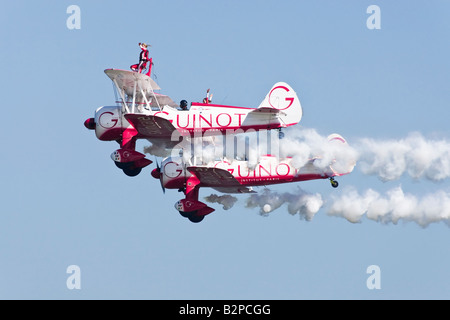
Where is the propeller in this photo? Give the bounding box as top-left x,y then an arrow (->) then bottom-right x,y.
155,157 -> 165,194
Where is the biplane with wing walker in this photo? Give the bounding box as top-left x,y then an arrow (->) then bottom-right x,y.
84,69 -> 302,176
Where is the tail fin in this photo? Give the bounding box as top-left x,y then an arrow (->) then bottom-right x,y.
258,82 -> 302,127
327,133 -> 357,176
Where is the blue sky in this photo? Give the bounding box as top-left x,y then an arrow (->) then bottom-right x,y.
0,1 -> 449,299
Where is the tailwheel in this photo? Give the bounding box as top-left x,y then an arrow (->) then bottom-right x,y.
330,177 -> 339,188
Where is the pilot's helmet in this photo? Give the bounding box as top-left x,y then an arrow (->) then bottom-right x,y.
180,100 -> 188,109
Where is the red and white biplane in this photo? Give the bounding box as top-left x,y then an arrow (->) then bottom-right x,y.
84,69 -> 302,176
151,134 -> 355,223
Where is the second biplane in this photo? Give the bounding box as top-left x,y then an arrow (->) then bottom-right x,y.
151,133 -> 355,223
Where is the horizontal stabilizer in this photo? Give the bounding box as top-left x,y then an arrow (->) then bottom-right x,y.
212,187 -> 256,194
250,107 -> 284,115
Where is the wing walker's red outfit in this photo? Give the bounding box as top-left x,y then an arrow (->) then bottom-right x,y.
131,46 -> 152,75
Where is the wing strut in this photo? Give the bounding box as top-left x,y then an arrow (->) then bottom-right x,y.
131,80 -> 137,113
113,79 -> 131,113
137,80 -> 161,111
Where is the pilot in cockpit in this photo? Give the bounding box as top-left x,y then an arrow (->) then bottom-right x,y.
179,99 -> 189,111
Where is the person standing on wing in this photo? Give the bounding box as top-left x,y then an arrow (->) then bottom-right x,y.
130,42 -> 153,74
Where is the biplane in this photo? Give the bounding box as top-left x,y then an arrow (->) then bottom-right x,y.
151,133 -> 355,223
84,68 -> 355,223
84,69 -> 302,176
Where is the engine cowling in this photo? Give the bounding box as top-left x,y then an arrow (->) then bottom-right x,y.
94,106 -> 131,141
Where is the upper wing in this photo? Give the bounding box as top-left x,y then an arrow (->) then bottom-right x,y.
187,167 -> 255,194
105,68 -> 161,91
152,93 -> 178,108
105,69 -> 180,108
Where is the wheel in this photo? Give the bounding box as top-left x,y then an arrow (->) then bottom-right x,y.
114,161 -> 129,170
179,210 -> 195,218
330,180 -> 339,188
188,214 -> 204,223
278,131 -> 285,139
123,167 -> 142,177
179,210 -> 204,223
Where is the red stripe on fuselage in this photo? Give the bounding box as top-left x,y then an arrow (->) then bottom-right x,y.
191,102 -> 254,110
163,172 -> 332,190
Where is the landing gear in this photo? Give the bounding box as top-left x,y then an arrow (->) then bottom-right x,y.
179,211 -> 191,218
330,177 -> 339,188
174,192 -> 214,223
188,214 -> 204,223
278,128 -> 285,139
179,210 -> 204,223
111,149 -> 152,177
115,161 -> 142,177
123,167 -> 142,177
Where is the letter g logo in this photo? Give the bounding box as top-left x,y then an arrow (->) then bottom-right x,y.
268,86 -> 294,110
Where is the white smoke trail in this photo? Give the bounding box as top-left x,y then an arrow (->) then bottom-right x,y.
282,128 -> 450,182
144,125 -> 450,183
245,187 -> 323,221
279,128 -> 358,174
143,143 -> 172,157
327,186 -> 450,227
280,128 -> 337,169
204,194 -> 238,210
144,126 -> 450,228
355,132 -> 450,182
241,185 -> 450,227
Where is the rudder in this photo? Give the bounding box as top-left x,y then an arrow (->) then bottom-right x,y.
258,82 -> 302,127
